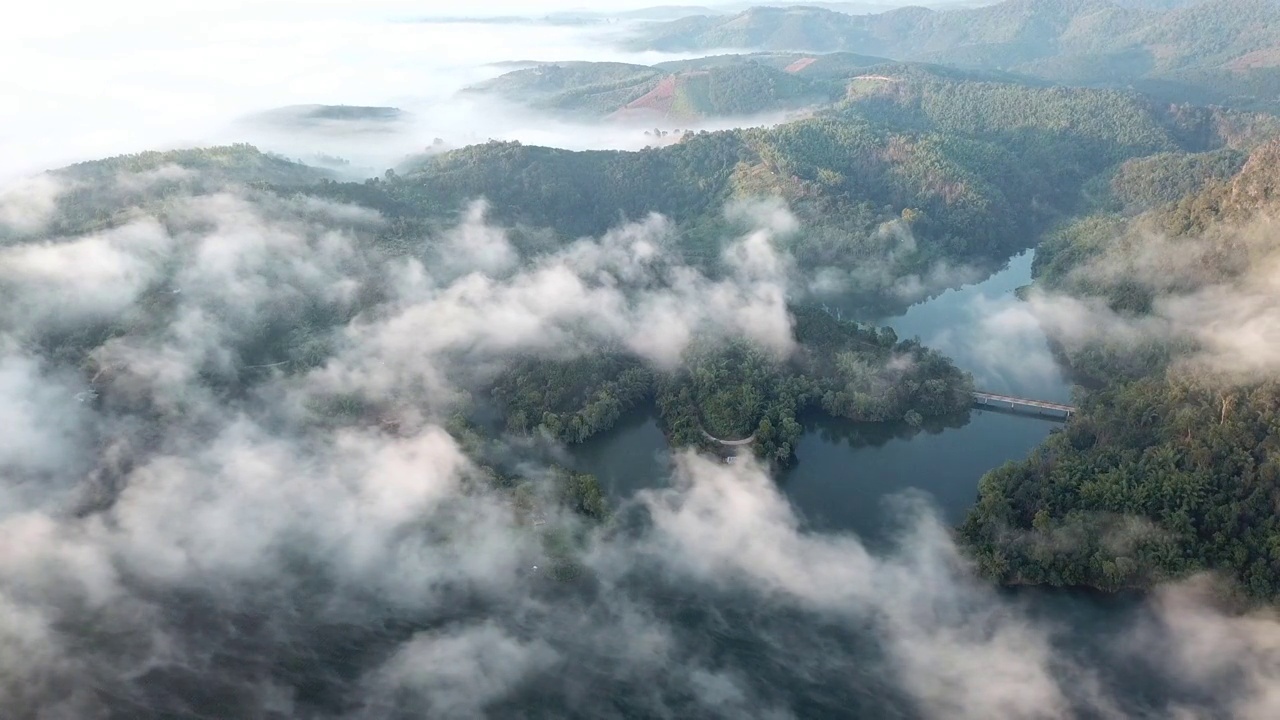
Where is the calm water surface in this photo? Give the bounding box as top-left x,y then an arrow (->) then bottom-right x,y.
576,250 -> 1068,539
785,249 -> 1068,538
560,253 -> 1185,716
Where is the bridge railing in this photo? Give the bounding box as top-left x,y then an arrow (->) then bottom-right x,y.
972,391 -> 1076,416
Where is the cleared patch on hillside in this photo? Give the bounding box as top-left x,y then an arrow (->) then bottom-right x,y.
784,57 -> 818,73
1227,48 -> 1280,71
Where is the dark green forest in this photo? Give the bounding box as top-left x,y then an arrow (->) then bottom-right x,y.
491,306 -> 971,463
466,58 -> 837,118
20,5 -> 1280,717
21,34 -> 1280,598
304,66 -> 1278,310
960,139 -> 1280,597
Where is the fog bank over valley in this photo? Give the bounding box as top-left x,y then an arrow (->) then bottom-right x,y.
6,2 -> 795,181
7,0 -> 1280,718
3,169 -> 1280,718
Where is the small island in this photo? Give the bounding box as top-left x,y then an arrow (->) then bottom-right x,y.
490,304 -> 973,463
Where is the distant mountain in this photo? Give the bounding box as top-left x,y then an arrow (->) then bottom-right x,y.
417,6 -> 722,24
653,50 -> 893,76
634,6 -> 864,53
559,5 -> 723,21
245,104 -> 410,131
465,62 -> 665,116
366,65 -> 1280,314
702,1 -> 909,13
630,0 -> 1280,110
463,55 -> 888,119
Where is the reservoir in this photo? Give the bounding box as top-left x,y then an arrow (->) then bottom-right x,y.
560,249 -> 1208,712
785,249 -> 1071,538
576,250 -> 1070,539
562,252 -> 1203,718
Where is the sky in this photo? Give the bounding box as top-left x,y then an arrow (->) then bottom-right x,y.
3,1 -> 723,179
2,3 -> 623,175
3,0 -> 984,180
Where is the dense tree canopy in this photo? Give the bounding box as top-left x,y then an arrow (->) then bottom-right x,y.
292,66 -> 1280,313
631,0 -> 1280,112
492,306 -> 972,464
25,59 -> 1280,600
961,138 -> 1280,597
466,59 -> 835,119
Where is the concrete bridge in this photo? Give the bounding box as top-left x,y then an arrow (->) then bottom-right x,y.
700,427 -> 756,447
972,391 -> 1076,419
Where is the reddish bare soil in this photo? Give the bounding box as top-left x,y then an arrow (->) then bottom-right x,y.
783,57 -> 817,73
608,71 -> 709,121
622,74 -> 679,115
1228,48 -> 1280,71
609,76 -> 677,122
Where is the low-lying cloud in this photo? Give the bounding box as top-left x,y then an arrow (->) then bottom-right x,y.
1017,212 -> 1280,383
1,167 -> 1278,719
0,173 -> 64,235
4,2 -> 784,182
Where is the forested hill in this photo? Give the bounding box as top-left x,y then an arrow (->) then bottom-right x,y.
631,0 -> 1280,111
959,138 -> 1280,598
463,55 -> 885,119
27,70 -> 1277,315
309,69 -> 1276,309
242,104 -> 409,130
5,145 -> 332,240
491,307 -> 973,463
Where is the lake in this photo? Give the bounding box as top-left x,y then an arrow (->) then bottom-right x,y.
786,249 -> 1071,538
561,253 -> 1213,718
575,250 -> 1069,539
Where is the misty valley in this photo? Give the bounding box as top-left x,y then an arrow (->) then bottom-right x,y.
7,0 -> 1280,718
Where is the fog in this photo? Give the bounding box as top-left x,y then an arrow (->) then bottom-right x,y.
6,0 -> 995,182
991,211 -> 1280,385
1,165 -> 1278,717
6,1 -> 1280,718
5,2 -> 727,181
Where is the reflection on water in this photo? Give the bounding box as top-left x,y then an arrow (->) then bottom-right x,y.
574,250 -> 1071,531
546,253 -> 1202,717
779,251 -> 1074,535
781,410 -> 1060,540
572,407 -> 671,498
887,250 -> 1073,404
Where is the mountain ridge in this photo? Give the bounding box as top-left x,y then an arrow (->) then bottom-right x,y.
629,0 -> 1280,110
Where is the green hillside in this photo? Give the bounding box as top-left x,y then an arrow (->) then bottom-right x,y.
491,307 -> 971,462
464,62 -> 665,115
632,0 -> 1280,111
465,58 -> 843,119
960,138 -> 1280,598
18,49 -> 1280,601
312,68 -> 1278,310
247,104 -> 408,127
22,144 -> 331,239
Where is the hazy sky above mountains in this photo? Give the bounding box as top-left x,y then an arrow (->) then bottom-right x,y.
3,4 -> 679,178
4,0 -> 982,180
5,3 -> 655,178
